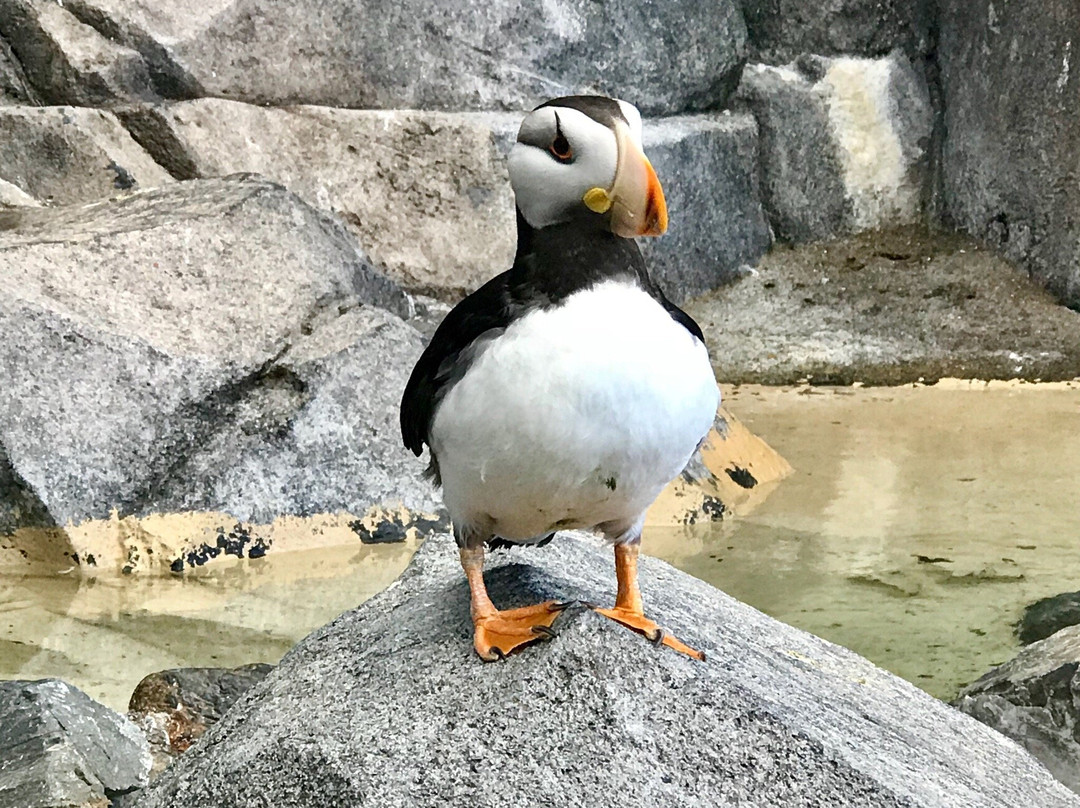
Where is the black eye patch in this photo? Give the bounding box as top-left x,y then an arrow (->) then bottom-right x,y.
549,113 -> 573,163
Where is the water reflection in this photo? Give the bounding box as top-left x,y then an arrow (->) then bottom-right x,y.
0,542 -> 417,710
675,382 -> 1080,698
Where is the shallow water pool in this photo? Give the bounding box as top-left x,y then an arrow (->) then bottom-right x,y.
2,381 -> 1078,708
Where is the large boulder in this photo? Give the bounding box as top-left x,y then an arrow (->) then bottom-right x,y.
131,533 -> 1079,808
124,100 -> 770,301
736,53 -> 933,243
0,679 -> 151,808
56,0 -> 746,114
955,626 -> 1080,795
0,105 -> 172,204
0,0 -> 157,107
940,0 -> 1080,309
0,176 -> 438,573
741,0 -> 934,64
121,101 -> 518,299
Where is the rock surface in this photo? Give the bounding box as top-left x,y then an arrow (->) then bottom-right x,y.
121,101 -> 518,298
0,34 -> 39,105
639,113 -> 772,300
940,0 -> 1080,309
741,0 -> 933,64
1019,592 -> 1080,646
0,177 -> 39,207
128,664 -> 274,776
132,533 -> 1079,808
0,176 -> 435,571
0,105 -> 172,204
0,678 -> 151,808
124,101 -> 771,301
736,54 -> 933,243
686,227 -> 1080,385
50,0 -> 746,114
955,626 -> 1080,795
0,0 -> 157,107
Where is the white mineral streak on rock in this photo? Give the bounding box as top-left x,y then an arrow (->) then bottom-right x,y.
823,57 -> 918,230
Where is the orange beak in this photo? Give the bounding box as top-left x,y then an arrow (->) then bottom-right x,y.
606,121 -> 668,238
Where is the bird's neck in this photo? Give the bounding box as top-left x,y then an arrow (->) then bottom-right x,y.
514,208 -> 646,282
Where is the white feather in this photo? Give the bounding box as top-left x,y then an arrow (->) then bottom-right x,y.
431,280 -> 719,542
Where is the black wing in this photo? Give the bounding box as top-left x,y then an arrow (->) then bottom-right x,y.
637,268 -> 706,343
400,269 -> 520,457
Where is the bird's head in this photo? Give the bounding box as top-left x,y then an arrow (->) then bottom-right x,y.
508,96 -> 668,238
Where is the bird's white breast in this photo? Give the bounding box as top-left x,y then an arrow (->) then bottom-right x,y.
430,280 -> 719,541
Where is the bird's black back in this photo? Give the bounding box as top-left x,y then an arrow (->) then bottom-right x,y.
399,215 -> 704,461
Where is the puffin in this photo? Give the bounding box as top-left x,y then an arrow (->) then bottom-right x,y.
400,95 -> 719,662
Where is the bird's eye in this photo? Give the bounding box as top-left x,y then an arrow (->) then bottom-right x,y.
549,132 -> 573,163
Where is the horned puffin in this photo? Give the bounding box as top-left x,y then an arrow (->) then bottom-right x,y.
400,95 -> 719,662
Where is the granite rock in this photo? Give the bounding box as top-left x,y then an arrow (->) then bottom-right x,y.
0,105 -> 172,205
685,226 -> 1080,385
128,664 -> 274,776
132,533 -> 1080,808
1019,592 -> 1080,646
742,0 -> 934,64
0,0 -> 156,106
0,33 -> 39,105
940,0 -> 1080,308
123,101 -> 770,302
0,177 -> 39,207
736,53 -> 933,243
57,0 -> 746,114
955,626 -> 1080,795
0,679 -> 151,808
638,113 -> 772,301
120,101 -> 518,299
0,177 -> 433,567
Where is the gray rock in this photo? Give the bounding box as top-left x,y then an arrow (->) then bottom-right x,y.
0,106 -> 172,205
742,0 -> 934,64
685,226 -> 1080,385
639,113 -> 772,301
940,0 -> 1080,309
0,0 -> 157,106
58,0 -> 745,114
122,101 -> 770,302
0,34 -> 39,105
1019,592 -> 1080,646
0,678 -> 151,808
128,664 -> 274,775
736,54 -> 933,243
121,100 -> 518,299
152,303 -> 440,531
132,533 -> 1079,808
0,177 -> 430,554
955,626 -> 1080,795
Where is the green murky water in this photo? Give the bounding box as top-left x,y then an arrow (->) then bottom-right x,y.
2,382 -> 1078,709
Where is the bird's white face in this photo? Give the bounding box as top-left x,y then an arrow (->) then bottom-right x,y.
508,97 -> 668,238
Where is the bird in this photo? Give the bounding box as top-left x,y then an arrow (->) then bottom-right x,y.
400,95 -> 719,662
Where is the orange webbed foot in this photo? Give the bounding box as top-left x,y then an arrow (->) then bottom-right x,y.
591,604 -> 706,661
473,600 -> 570,661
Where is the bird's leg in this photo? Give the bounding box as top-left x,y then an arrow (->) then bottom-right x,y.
592,541 -> 705,661
460,545 -> 566,661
